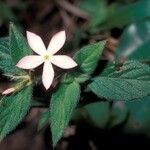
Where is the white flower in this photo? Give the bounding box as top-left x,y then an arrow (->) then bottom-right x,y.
16,31 -> 77,90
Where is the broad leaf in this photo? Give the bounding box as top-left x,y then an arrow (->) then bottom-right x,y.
50,81 -> 80,146
10,23 -> 32,64
0,85 -> 32,141
74,41 -> 105,75
88,61 -> 150,101
116,20 -> 150,61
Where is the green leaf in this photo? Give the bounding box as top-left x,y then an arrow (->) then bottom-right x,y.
73,101 -> 128,129
0,85 -> 32,141
116,20 -> 150,61
0,37 -> 10,54
38,110 -> 49,130
99,0 -> 150,30
10,23 -> 32,64
62,72 -> 90,84
88,61 -> 150,101
0,53 -> 19,75
74,41 -> 105,75
50,81 -> 80,146
74,73 -> 90,83
79,0 -> 106,28
84,101 -> 110,128
124,96 -> 150,135
62,41 -> 105,84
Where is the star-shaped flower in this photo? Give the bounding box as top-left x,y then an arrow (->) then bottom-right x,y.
16,31 -> 77,90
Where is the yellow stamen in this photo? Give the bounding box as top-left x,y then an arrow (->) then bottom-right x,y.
44,54 -> 50,61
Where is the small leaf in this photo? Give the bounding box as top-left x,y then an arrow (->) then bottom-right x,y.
9,23 -> 32,64
38,110 -> 49,130
85,101 -> 110,128
74,73 -> 90,83
88,61 -> 150,101
0,85 -> 32,141
62,72 -> 90,84
124,96 -> 150,135
50,81 -> 80,146
74,41 -> 105,75
110,101 -> 128,128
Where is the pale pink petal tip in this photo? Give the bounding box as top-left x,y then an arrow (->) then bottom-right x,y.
2,88 -> 15,95
47,30 -> 66,55
51,55 -> 78,69
26,31 -> 46,55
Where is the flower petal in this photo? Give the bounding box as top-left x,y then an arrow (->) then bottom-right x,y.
42,61 -> 54,90
16,55 -> 44,69
47,31 -> 66,55
51,55 -> 77,69
27,31 -> 46,55
2,88 -> 15,95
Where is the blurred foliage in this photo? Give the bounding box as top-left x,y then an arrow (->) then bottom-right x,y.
84,101 -> 110,128
99,0 -> 150,30
0,1 -> 16,23
73,97 -> 150,137
124,96 -> 150,136
79,0 -> 150,31
79,0 -> 106,29
116,20 -> 150,61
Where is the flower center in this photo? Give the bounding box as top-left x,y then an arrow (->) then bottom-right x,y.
44,54 -> 51,61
